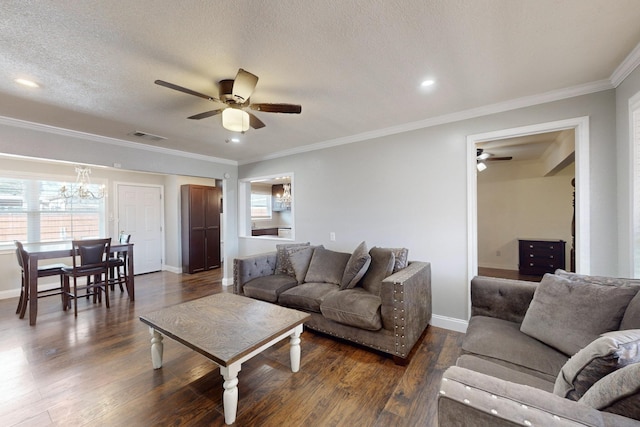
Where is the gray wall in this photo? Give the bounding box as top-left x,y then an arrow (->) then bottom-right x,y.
239,90 -> 618,323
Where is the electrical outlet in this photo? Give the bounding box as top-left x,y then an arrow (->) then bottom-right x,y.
330,232 -> 336,241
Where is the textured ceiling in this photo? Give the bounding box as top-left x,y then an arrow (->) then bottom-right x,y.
1,0 -> 640,164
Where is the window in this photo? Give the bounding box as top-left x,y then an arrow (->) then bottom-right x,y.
250,191 -> 272,219
0,174 -> 106,247
632,93 -> 640,277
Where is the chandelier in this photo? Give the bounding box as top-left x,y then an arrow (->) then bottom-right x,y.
59,166 -> 105,200
275,183 -> 292,210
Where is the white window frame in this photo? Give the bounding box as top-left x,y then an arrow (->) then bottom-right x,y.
0,170 -> 107,249
630,91 -> 640,278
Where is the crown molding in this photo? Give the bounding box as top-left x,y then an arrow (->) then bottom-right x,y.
0,115 -> 238,166
239,79 -> 613,165
611,40 -> 640,87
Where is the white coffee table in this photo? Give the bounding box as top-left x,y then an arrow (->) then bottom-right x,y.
139,293 -> 310,425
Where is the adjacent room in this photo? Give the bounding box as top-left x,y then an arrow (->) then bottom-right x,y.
1,1 -> 640,426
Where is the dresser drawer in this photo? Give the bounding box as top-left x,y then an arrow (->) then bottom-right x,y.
518,239 -> 566,276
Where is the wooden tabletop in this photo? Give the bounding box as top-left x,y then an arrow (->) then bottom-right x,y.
139,293 -> 310,366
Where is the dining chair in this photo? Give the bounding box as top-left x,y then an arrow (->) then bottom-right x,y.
14,241 -> 70,319
108,232 -> 131,293
62,238 -> 111,317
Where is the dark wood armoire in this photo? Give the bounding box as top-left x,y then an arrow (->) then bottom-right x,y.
181,184 -> 221,273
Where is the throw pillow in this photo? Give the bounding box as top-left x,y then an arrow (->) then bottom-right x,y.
360,248 -> 395,296
621,292 -> 640,330
340,241 -> 371,290
288,245 -> 322,284
275,242 -> 310,275
554,329 -> 640,400
520,274 -> 639,356
304,247 -> 351,285
388,247 -> 409,273
579,363 -> 640,421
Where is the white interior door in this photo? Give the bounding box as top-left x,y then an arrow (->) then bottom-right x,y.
117,184 -> 163,274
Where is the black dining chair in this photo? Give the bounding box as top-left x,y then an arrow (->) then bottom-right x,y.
108,232 -> 131,293
14,241 -> 70,319
62,238 -> 111,317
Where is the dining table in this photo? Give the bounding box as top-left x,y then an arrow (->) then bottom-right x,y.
22,241 -> 135,325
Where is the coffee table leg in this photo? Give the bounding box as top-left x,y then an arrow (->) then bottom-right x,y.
219,364 -> 241,425
290,324 -> 303,372
150,328 -> 164,369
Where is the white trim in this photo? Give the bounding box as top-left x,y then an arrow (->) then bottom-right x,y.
611,41 -> 640,87
431,314 -> 468,333
0,115 -> 238,166
222,277 -> 233,287
239,80 -> 611,165
162,265 -> 181,274
467,117 -> 590,318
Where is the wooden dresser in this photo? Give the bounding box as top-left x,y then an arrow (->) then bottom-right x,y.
518,239 -> 566,276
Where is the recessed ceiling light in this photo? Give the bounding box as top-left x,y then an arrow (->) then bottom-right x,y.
420,79 -> 435,87
231,138 -> 240,143
15,78 -> 40,88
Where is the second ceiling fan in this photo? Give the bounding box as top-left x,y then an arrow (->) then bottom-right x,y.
155,68 -> 302,132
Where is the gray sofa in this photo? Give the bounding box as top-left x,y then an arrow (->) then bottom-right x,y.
233,242 -> 432,363
438,271 -> 640,426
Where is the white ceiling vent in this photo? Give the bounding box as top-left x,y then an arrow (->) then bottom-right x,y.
128,131 -> 167,142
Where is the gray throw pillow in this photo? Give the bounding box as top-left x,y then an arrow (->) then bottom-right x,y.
621,292 -> 640,330
275,242 -> 310,275
340,241 -> 371,290
554,329 -> 640,400
520,274 -> 639,356
360,248 -> 395,296
287,245 -> 321,284
304,247 -> 351,285
579,363 -> 640,421
387,247 -> 409,273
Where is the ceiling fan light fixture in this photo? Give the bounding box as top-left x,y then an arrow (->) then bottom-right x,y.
222,108 -> 250,132
477,162 -> 487,172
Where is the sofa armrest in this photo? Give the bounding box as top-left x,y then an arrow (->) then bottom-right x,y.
471,276 -> 538,323
438,366 -> 640,427
380,261 -> 431,358
233,252 -> 277,295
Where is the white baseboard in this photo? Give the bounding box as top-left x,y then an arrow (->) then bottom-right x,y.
430,314 -> 468,333
162,265 -> 181,274
222,277 -> 233,287
0,278 -> 60,301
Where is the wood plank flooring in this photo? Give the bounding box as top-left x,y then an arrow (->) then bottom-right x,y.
0,268 -> 464,426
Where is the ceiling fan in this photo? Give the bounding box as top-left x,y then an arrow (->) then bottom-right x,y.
476,148 -> 512,171
155,68 -> 302,132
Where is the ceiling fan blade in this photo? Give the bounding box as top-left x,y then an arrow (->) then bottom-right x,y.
187,109 -> 223,120
250,103 -> 302,114
486,156 -> 513,161
155,80 -> 220,102
247,112 -> 266,129
232,69 -> 259,103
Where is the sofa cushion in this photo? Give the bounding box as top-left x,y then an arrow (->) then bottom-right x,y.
340,241 -> 371,290
242,274 -> 298,303
520,273 -> 638,356
622,292 -> 640,330
360,248 -> 395,296
463,316 -> 568,382
554,329 -> 640,401
304,247 -> 351,285
456,354 -> 555,392
278,282 -> 339,313
275,242 -> 310,275
320,288 -> 382,331
579,363 -> 640,421
288,245 -> 321,284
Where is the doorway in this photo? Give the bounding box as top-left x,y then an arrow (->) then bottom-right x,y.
467,117 -> 591,305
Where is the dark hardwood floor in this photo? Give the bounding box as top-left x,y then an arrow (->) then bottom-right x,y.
0,269 -> 464,426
